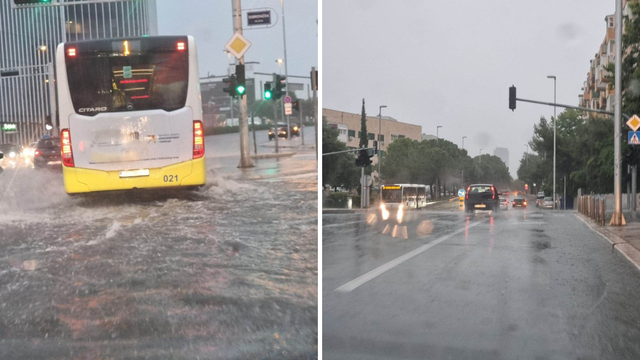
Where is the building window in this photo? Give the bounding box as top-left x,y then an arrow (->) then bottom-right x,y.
358,131 -> 362,138
391,134 -> 399,142
378,134 -> 385,142
348,129 -> 356,138
368,133 -> 375,140
399,135 -> 405,138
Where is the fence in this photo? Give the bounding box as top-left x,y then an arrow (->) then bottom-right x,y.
578,195 -> 606,226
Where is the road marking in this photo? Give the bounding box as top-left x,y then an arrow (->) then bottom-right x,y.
334,222 -> 482,292
323,220 -> 366,228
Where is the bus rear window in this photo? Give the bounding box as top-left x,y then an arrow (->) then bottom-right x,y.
66,50 -> 189,115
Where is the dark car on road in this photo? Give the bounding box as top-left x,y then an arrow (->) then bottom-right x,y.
290,123 -> 300,137
33,137 -> 62,170
464,184 -> 500,212
512,197 -> 527,208
268,124 -> 288,140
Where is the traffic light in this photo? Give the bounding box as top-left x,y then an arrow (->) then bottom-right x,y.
235,64 -> 246,97
310,69 -> 318,91
264,82 -> 273,100
222,75 -> 238,97
355,149 -> 373,167
292,100 -> 300,111
274,74 -> 286,99
509,85 -> 516,111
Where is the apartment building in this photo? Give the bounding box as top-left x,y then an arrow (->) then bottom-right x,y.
579,1 -> 631,112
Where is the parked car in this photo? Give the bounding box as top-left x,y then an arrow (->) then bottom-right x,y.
512,197 -> 527,208
33,137 -> 62,170
464,184 -> 500,212
542,197 -> 554,209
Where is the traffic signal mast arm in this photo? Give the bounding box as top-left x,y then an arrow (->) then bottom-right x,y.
322,146 -> 376,156
509,85 -> 630,120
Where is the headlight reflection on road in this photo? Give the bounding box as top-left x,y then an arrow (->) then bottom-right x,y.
416,220 -> 434,236
397,204 -> 404,223
367,213 -> 377,226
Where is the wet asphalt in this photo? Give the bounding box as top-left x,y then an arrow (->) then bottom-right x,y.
0,132 -> 318,359
323,200 -> 640,360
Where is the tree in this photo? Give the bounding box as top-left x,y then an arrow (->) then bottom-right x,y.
359,99 -> 368,148
322,117 -> 360,190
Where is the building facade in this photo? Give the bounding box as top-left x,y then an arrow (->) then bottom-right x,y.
579,1 -> 631,112
323,108 -> 422,166
0,0 -> 157,145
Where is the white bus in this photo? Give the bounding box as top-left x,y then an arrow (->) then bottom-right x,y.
55,36 -> 205,194
379,184 -> 428,222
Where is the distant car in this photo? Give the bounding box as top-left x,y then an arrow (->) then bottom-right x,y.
33,137 -> 62,170
22,142 -> 38,165
512,197 -> 527,208
268,125 -> 288,140
290,123 -> 301,136
0,144 -> 23,169
542,197 -> 554,209
464,184 -> 500,212
536,194 -> 545,208
499,196 -> 509,210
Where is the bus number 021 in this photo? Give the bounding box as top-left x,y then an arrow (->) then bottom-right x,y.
163,175 -> 178,183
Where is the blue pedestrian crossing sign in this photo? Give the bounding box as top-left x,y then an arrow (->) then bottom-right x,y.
629,131 -> 640,145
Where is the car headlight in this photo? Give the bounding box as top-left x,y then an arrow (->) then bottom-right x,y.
293,126 -> 299,131
9,152 -> 15,158
380,204 -> 390,220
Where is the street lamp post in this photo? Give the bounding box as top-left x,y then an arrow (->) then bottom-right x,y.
462,136 -> 467,150
479,149 -> 483,163
437,126 -> 442,142
461,136 -> 467,187
525,144 -> 529,167
378,105 -> 387,186
547,75 -> 556,209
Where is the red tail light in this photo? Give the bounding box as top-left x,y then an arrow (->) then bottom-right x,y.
193,120 -> 204,159
68,48 -> 76,57
34,150 -> 41,158
466,186 -> 471,200
177,42 -> 186,51
61,129 -> 74,167
524,201 -> 527,205
491,186 -> 495,200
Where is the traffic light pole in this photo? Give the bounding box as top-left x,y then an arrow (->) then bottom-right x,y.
613,0 -> 624,225
281,0 -> 291,139
232,0 -> 253,168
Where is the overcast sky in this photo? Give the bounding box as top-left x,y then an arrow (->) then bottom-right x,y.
323,0 -> 613,177
156,0 -> 317,78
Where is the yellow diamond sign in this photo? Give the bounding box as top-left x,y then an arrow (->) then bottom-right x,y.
627,115 -> 640,131
225,32 -> 251,59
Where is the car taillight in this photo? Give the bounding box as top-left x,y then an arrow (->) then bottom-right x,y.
491,186 -> 495,200
524,201 -> 527,205
466,186 -> 470,200
34,150 -> 41,158
61,129 -> 74,167
193,120 -> 204,159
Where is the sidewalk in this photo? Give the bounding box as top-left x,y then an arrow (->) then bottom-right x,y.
576,211 -> 640,271
208,152 -> 317,181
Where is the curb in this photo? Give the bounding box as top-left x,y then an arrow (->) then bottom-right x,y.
322,209 -> 357,214
575,212 -> 640,272
250,152 -> 296,159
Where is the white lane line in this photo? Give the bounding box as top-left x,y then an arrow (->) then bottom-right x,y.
334,222 -> 482,292
323,220 -> 366,228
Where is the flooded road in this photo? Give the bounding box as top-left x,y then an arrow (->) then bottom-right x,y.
0,134 -> 318,359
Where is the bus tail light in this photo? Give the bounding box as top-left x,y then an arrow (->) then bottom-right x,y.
68,48 -> 76,57
193,120 -> 204,159
177,42 -> 186,51
61,129 -> 75,167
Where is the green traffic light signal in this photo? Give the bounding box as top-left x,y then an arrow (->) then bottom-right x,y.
237,85 -> 246,95
265,90 -> 272,100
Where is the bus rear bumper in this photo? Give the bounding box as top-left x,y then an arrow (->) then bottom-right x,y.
62,157 -> 207,194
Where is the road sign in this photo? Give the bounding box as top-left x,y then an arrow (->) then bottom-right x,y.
284,95 -> 292,104
123,66 -> 132,79
361,175 -> 372,187
458,189 -> 465,197
247,10 -> 271,26
1,123 -> 17,133
628,115 -> 640,131
224,32 -> 252,59
629,131 -> 640,145
284,103 -> 292,115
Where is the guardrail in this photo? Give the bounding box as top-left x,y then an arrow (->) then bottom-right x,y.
578,195 -> 606,226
